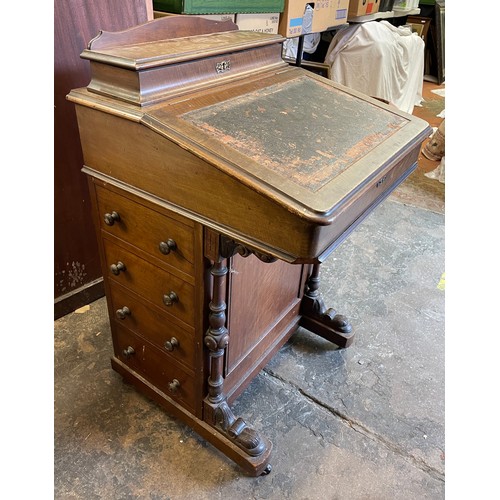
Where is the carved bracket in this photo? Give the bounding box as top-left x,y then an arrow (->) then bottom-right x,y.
219,235 -> 277,263
203,400 -> 268,458
299,264 -> 355,348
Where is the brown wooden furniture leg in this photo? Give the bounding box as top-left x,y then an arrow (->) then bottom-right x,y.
299,263 -> 355,348
203,256 -> 273,476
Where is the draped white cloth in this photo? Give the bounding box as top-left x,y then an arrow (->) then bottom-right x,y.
324,21 -> 425,114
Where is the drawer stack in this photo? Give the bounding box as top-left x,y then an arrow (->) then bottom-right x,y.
91,181 -> 203,415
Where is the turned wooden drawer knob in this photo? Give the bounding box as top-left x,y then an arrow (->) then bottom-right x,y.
123,346 -> 135,358
159,239 -> 177,255
104,211 -> 120,226
110,261 -> 126,275
115,306 -> 131,320
164,337 -> 179,352
163,291 -> 179,306
169,379 -> 180,393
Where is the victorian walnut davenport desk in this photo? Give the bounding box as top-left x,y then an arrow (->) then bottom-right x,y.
68,16 -> 431,476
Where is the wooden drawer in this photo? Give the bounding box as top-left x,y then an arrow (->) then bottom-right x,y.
109,282 -> 197,372
112,323 -> 196,412
103,237 -> 195,327
95,184 -> 195,276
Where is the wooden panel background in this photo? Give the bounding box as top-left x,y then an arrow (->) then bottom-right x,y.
54,0 -> 153,318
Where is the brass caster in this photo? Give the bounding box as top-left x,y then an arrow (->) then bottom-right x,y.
260,464 -> 272,476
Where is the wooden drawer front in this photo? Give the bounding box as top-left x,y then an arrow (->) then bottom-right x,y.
109,283 -> 197,371
95,184 -> 195,276
113,323 -> 196,412
103,238 -> 195,327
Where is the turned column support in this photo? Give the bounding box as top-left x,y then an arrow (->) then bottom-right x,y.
203,231 -> 272,474
204,260 -> 230,406
299,263 -> 355,348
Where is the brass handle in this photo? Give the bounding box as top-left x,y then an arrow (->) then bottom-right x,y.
110,261 -> 126,275
123,346 -> 135,358
159,239 -> 177,255
163,291 -> 179,307
104,211 -> 120,226
169,379 -> 180,393
164,337 -> 179,352
115,306 -> 131,320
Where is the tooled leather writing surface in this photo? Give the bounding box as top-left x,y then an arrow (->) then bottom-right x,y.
182,76 -> 408,193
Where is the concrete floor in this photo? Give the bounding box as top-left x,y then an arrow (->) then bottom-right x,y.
54,196 -> 445,499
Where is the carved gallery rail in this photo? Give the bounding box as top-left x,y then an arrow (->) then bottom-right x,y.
67,15 -> 431,476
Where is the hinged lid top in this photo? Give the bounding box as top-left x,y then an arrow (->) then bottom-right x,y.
181,76 -> 407,194
81,27 -> 283,70
79,15 -> 286,105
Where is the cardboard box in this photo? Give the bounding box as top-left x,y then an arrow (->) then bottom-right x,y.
154,11 -> 236,22
236,13 -> 280,34
153,0 -> 284,14
348,0 -> 380,17
278,0 -> 349,38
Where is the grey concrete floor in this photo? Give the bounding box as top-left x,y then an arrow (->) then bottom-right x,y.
54,197 -> 445,499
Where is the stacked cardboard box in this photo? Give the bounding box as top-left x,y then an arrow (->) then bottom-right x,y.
279,0 -> 350,38
236,13 -> 280,34
348,0 -> 380,17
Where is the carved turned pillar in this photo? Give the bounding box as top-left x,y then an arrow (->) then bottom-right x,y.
203,243 -> 272,470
